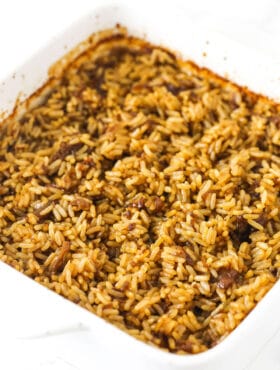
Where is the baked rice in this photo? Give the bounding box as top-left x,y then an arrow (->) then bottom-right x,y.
0,27 -> 279,354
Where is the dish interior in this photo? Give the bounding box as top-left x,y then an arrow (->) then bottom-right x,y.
0,27 -> 279,354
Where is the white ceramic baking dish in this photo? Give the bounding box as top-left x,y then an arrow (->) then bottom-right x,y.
0,3 -> 280,370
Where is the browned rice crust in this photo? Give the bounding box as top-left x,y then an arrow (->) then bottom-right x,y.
0,29 -> 280,354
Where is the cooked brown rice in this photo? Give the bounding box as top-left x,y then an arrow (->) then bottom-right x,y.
0,27 -> 279,354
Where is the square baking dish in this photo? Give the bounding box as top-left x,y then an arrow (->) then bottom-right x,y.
0,3 -> 280,370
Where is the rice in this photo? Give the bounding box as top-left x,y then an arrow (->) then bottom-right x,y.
0,27 -> 279,354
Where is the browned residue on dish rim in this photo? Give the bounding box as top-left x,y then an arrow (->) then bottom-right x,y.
1,24 -> 279,129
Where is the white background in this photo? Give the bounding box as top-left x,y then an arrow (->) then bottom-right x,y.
0,0 -> 279,369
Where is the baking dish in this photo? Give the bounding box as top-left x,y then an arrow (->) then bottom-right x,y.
0,3 -> 280,370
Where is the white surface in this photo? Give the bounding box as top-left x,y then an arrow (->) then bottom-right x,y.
1,0 -> 280,82
0,1 -> 280,369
